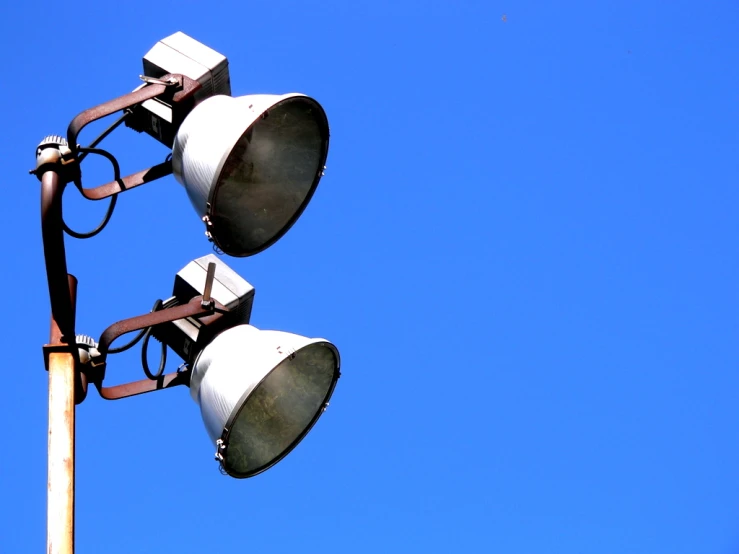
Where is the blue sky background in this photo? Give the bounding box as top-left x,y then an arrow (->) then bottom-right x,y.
1,1 -> 738,552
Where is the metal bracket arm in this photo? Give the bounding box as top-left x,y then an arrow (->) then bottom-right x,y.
75,160 -> 173,200
67,81 -> 169,150
64,73 -> 201,201
41,171 -> 75,342
84,296 -> 229,400
95,295 -> 228,362
97,369 -> 191,400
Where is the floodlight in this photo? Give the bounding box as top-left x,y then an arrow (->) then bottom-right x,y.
190,324 -> 340,478
36,31 -> 341,550
172,93 -> 330,257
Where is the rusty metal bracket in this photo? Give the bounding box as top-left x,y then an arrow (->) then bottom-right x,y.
98,368 -> 191,400
95,295 -> 227,361
84,295 -> 229,400
62,73 -> 200,201
42,343 -> 88,405
43,344 -> 79,370
67,78 -> 168,149
74,160 -> 173,200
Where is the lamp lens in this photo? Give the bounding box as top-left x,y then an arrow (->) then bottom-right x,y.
223,342 -> 337,476
211,97 -> 327,256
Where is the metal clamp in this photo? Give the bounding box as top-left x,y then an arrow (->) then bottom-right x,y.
32,135 -> 78,182
139,75 -> 179,87
201,262 -> 216,309
214,438 -> 226,462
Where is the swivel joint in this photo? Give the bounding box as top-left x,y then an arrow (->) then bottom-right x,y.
33,135 -> 78,183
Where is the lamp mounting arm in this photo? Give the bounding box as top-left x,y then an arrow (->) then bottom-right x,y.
97,369 -> 191,401
67,73 -> 200,150
67,81 -> 168,153
84,295 -> 231,400
62,73 -> 201,201
94,295 -> 228,363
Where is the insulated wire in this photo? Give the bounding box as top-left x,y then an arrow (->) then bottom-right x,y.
140,297 -> 179,380
62,147 -> 123,239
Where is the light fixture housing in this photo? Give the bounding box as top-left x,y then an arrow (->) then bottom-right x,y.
127,31 -> 232,146
152,254 -> 254,363
172,93 -> 330,257
190,324 -> 340,478
142,31 -> 231,103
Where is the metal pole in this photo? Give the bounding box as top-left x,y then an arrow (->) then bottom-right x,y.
40,170 -> 74,342
47,274 -> 78,554
47,350 -> 75,554
39,156 -> 78,553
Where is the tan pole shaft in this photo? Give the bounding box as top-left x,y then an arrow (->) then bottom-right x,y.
47,275 -> 77,554
47,351 -> 75,554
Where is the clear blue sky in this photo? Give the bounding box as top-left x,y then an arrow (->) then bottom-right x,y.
1,1 -> 738,553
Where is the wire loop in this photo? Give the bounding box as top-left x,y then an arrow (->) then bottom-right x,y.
62,147 -> 125,239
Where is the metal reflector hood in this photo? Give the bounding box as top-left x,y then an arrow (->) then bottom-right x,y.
190,324 -> 340,478
172,93 -> 330,257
